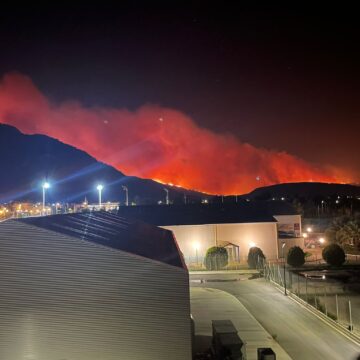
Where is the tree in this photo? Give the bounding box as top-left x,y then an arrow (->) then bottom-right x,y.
204,246 -> 228,270
325,215 -> 360,249
247,247 -> 265,269
322,244 -> 346,266
287,246 -> 305,267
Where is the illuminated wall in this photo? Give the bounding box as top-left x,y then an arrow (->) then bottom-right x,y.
163,222 -> 278,262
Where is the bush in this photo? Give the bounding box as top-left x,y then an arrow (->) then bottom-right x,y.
287,246 -> 305,267
247,247 -> 265,269
322,243 -> 345,266
204,246 -> 228,270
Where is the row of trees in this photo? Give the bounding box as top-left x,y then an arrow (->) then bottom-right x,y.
203,243 -> 347,270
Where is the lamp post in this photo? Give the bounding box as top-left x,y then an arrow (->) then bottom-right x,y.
282,242 -> 287,296
96,184 -> 103,209
42,182 -> 50,216
122,185 -> 129,206
193,242 -> 200,265
164,188 -> 169,205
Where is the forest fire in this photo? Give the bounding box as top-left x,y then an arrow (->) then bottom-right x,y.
0,73 -> 348,194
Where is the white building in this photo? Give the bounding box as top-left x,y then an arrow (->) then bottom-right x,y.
117,201 -> 304,263
0,212 -> 191,360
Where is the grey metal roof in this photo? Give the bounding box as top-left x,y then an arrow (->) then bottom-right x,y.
16,212 -> 185,269
117,203 -> 277,226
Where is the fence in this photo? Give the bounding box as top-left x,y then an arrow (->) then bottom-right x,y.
262,260 -> 359,336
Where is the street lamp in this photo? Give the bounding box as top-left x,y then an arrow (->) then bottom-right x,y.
164,188 -> 169,205
282,242 -> 287,296
96,184 -> 103,208
42,182 -> 50,216
122,185 -> 129,206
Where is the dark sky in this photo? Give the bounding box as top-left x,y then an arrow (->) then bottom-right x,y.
0,3 -> 359,180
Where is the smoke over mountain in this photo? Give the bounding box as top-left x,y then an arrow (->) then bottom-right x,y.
0,72 -> 349,194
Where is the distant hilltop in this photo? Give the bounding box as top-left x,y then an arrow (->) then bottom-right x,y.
244,182 -> 360,200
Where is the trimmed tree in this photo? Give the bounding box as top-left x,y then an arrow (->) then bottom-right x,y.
204,246 -> 228,270
247,247 -> 265,269
322,244 -> 345,266
287,246 -> 305,267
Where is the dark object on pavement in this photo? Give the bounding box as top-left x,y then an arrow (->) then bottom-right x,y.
211,320 -> 243,359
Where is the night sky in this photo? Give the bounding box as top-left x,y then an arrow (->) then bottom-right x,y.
0,3 -> 359,194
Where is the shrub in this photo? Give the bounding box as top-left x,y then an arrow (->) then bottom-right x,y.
247,247 -> 265,269
287,246 -> 305,267
322,243 -> 345,266
204,246 -> 228,270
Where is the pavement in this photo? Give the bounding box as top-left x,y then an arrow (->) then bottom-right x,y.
190,274 -> 360,360
190,287 -> 291,360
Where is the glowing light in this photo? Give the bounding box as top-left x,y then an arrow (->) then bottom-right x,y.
322,275 -> 326,280
303,233 -> 308,238
249,242 -> 256,248
307,227 -> 312,233
319,237 -> 325,244
96,184 -> 104,191
193,242 -> 200,251
42,182 -> 50,189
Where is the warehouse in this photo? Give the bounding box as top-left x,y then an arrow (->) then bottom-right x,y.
0,212 -> 191,360
117,202 -> 298,263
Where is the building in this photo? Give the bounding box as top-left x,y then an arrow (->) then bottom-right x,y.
117,201 -> 303,263
0,212 -> 191,360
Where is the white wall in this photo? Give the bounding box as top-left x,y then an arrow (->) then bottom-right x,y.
163,222 -> 279,262
217,222 -> 279,260
162,224 -> 215,263
0,220 -> 191,360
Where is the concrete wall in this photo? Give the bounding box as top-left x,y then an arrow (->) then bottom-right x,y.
162,222 -> 279,262
0,220 -> 191,360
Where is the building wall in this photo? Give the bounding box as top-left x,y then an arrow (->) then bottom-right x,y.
278,237 -> 306,258
274,214 -> 302,237
162,222 -> 279,262
217,222 -> 279,260
0,220 -> 191,360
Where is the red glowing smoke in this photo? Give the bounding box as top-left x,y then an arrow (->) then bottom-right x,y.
0,72 -> 350,194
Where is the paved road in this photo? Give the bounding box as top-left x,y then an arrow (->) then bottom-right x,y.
191,287 -> 291,360
190,275 -> 360,360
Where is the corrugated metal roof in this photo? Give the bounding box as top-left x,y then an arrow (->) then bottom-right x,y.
117,203 -> 277,226
16,212 -> 185,269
